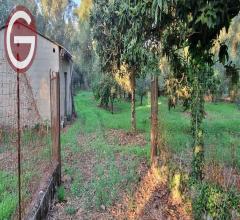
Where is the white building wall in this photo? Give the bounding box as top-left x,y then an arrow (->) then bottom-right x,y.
0,27 -> 74,128
0,29 -> 60,126
27,34 -> 60,122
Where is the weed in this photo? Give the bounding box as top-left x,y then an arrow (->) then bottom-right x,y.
57,186 -> 65,202
65,206 -> 77,215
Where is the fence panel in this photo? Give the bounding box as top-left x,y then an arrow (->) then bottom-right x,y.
0,49 -> 60,219
0,49 -> 19,220
20,72 -> 53,218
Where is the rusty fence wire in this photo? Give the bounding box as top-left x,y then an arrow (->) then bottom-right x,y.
0,49 -> 56,219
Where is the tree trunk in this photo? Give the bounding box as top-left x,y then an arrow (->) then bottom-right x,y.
140,95 -> 143,106
191,77 -> 205,181
128,93 -> 131,101
229,85 -> 238,103
119,87 -> 122,99
131,72 -> 136,132
151,76 -> 159,162
111,99 -> 114,114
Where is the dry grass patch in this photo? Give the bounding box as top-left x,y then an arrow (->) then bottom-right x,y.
106,129 -> 147,147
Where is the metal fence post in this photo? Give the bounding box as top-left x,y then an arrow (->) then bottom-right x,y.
50,71 -> 61,184
17,59 -> 22,220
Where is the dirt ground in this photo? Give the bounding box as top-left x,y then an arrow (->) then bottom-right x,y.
105,129 -> 147,147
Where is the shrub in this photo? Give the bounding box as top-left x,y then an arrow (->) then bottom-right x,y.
92,74 -> 118,111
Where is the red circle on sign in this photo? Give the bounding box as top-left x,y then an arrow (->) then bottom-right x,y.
4,5 -> 37,73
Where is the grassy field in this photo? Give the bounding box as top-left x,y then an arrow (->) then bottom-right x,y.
159,98 -> 240,166
60,92 -> 150,213
1,91 -> 239,219
51,91 -> 240,218
70,91 -> 240,166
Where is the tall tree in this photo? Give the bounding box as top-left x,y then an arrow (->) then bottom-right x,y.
117,0 -> 161,133
128,1 -> 174,161
155,0 -> 240,180
151,75 -> 159,161
91,0 -> 173,160
75,0 -> 93,21
92,0 -> 147,132
38,0 -> 76,48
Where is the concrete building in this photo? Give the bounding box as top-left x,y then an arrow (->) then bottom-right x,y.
0,25 -> 74,127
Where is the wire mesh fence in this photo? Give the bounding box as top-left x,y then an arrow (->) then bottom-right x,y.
0,49 -> 58,219
0,49 -> 19,220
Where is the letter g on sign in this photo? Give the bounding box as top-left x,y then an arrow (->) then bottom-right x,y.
4,6 -> 37,73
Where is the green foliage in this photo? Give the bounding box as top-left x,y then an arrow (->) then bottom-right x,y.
90,0 -> 122,73
136,76 -> 149,105
192,182 -> 240,219
152,0 -> 170,24
73,21 -> 97,89
153,0 -> 240,180
38,0 -> 77,47
219,43 -> 229,65
91,0 -> 166,76
92,74 -> 118,109
189,61 -> 209,180
57,186 -> 65,202
90,0 -> 172,132
175,0 -> 240,56
75,0 -> 92,21
195,2 -> 218,29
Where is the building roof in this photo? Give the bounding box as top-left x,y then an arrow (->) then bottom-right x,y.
0,24 -> 72,61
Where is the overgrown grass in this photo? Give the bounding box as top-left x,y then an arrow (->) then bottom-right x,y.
0,129 -> 52,220
74,92 -> 151,134
73,91 -> 240,167
1,91 -> 238,218
62,91 -> 150,209
61,91 -> 237,210
159,97 -> 240,167
0,172 -> 18,220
